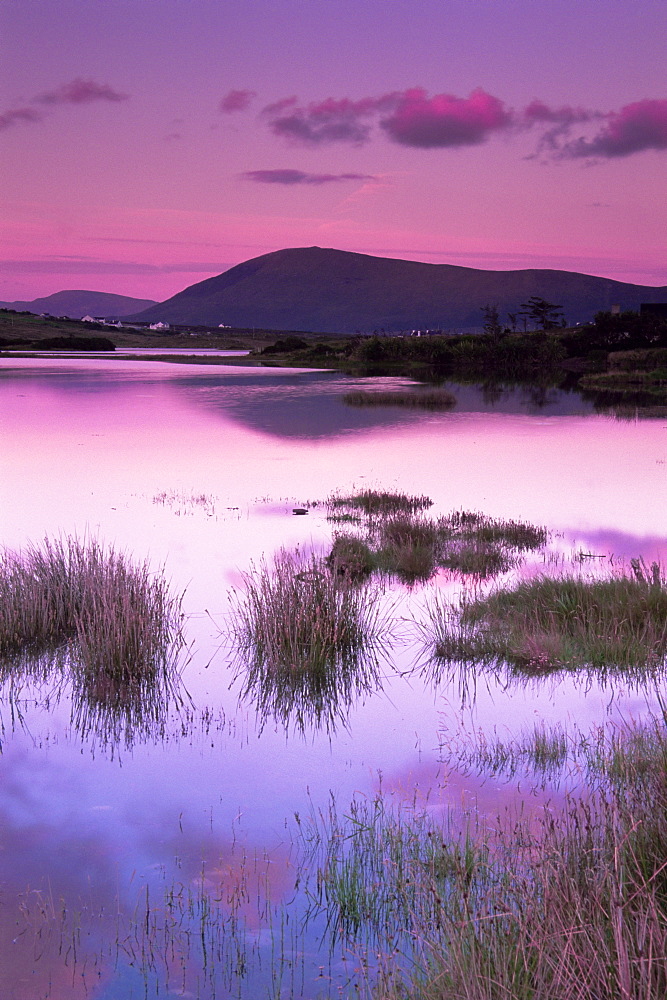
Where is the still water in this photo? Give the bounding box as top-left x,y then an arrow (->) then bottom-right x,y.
1,356 -> 666,998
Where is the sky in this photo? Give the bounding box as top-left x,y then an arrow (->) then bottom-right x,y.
1,0 -> 666,303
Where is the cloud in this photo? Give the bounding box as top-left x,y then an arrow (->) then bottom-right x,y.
380,87 -> 513,147
523,99 -> 598,126
219,89 -> 256,113
35,78 -> 129,105
0,106 -> 44,130
263,88 -> 511,148
562,98 -> 667,158
264,95 -> 396,145
259,87 -> 667,162
241,169 -> 377,185
0,256 -> 227,275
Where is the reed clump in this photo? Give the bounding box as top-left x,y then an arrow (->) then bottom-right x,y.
343,388 -> 456,410
0,535 -> 184,684
425,563 -> 667,675
229,547 -> 388,731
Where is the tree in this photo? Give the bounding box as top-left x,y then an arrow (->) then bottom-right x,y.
481,303 -> 503,336
520,296 -> 565,331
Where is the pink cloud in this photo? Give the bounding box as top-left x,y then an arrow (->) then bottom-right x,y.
241,169 -> 377,185
219,89 -> 256,113
563,98 -> 667,158
35,78 -> 129,105
264,87 -> 513,148
380,87 -> 513,147
0,106 -> 44,130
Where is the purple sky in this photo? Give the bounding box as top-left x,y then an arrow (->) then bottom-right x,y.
1,0 -> 666,302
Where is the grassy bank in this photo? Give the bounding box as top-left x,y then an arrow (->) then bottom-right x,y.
423,560 -> 667,678
343,388 -> 457,410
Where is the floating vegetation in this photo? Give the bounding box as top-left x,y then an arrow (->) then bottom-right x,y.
153,488 -> 217,516
228,546 -> 389,733
326,495 -> 548,584
423,562 -> 667,677
343,388 -> 457,410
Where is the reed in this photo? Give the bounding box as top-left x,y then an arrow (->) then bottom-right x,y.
228,547 -> 388,732
0,535 -> 185,684
298,721 -> 667,1000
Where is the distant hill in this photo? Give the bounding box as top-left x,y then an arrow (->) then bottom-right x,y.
0,290 -> 157,320
130,247 -> 667,333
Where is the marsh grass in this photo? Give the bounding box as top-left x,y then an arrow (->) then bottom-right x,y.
440,509 -> 548,551
326,499 -> 548,585
228,547 -> 388,732
424,566 -> 667,676
343,388 -> 457,410
296,719 -> 667,1000
0,535 -> 185,686
328,489 -> 434,518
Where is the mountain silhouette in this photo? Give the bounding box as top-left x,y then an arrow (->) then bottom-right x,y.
129,246 -> 667,333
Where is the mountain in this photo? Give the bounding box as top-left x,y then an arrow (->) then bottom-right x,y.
130,247 -> 667,333
0,290 -> 157,320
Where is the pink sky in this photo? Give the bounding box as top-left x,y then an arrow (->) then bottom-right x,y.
1,0 -> 666,303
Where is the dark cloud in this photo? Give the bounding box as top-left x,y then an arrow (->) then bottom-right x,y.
35,77 -> 129,105
0,106 -> 43,130
264,95 -> 396,145
219,89 -> 256,113
240,169 -> 377,185
523,99 -> 598,126
562,99 -> 667,158
380,87 -> 513,147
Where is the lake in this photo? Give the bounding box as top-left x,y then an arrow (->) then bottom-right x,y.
1,355 -> 666,999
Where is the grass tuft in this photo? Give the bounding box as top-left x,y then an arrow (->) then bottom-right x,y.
228,547 -> 388,732
0,535 -> 184,683
328,489 -> 434,517
325,497 -> 547,584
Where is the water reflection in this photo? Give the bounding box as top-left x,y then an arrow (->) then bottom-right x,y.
1,648 -> 188,752
2,356 -> 667,999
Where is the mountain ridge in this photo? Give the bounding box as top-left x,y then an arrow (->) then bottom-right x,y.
0,290 -> 157,320
129,247 -> 667,333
